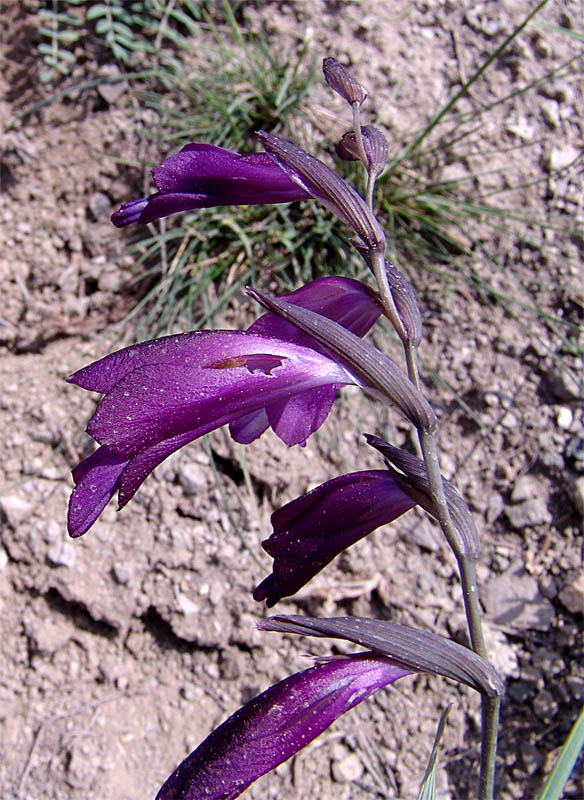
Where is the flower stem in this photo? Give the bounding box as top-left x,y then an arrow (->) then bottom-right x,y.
479,695 -> 501,800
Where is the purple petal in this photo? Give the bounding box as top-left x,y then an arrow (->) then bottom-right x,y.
156,653 -> 412,800
111,197 -> 149,227
254,470 -> 416,606
228,408 -> 270,444
245,277 -> 381,445
68,447 -> 128,537
265,385 -> 337,447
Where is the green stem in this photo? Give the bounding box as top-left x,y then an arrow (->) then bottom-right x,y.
479,696 -> 501,800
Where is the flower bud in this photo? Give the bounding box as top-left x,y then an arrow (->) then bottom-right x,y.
335,125 -> 389,178
322,57 -> 368,106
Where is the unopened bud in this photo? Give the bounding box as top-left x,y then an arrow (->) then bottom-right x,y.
323,57 -> 368,106
335,126 -> 388,179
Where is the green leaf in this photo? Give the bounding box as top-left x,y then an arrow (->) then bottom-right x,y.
417,706 -> 451,800
536,707 -> 584,800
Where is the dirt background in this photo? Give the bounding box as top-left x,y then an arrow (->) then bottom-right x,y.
0,1 -> 583,799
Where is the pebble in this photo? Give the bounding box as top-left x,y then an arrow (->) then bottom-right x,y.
0,545 -> 8,571
568,475 -> 584,516
112,564 -> 131,585
558,574 -> 584,614
519,741 -> 543,775
87,192 -> 111,221
506,496 -> 552,529
556,406 -> 573,429
331,753 -> 363,783
47,540 -> 76,568
177,462 -> 208,496
546,367 -> 582,401
483,563 -> 555,631
533,689 -> 558,722
566,435 -> 584,473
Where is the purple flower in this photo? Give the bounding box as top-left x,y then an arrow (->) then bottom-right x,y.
253,470 -> 416,606
111,143 -> 312,227
67,279 -> 381,537
156,653 -> 412,800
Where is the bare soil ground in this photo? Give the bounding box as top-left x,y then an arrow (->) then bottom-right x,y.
0,2 -> 582,799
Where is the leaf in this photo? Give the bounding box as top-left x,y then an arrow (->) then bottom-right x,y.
417,706 -> 451,800
536,707 -> 584,800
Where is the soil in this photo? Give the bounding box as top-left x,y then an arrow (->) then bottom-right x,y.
1,2 -> 582,799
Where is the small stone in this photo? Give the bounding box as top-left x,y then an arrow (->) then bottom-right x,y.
558,574 -> 584,614
112,564 -> 130,585
566,435 -> 584,472
566,677 -> 584,701
88,192 -> 111,221
486,492 -> 504,524
510,475 -> 540,503
556,407 -> 573,429
538,574 -> 557,600
0,546 -> 8,571
519,741 -> 543,775
177,462 -> 208,496
546,367 -> 581,401
97,79 -> 127,105
483,624 -> 519,678
508,681 -> 531,704
533,689 -> 558,722
532,648 -> 564,678
483,562 -> 555,631
331,753 -> 363,783
0,492 -> 33,526
501,411 -> 518,429
506,496 -> 552,529
46,540 -> 76,568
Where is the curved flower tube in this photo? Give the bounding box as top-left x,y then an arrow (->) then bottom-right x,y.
253,470 -> 416,606
111,143 -> 311,227
156,653 -> 412,800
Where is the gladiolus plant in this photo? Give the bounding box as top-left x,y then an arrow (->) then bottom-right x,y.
68,58 -> 503,799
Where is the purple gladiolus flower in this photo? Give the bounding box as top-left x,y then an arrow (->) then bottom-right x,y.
156,653 -> 412,800
254,470 -> 416,606
67,278 -> 382,537
67,331 -> 359,537
111,143 -> 311,227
